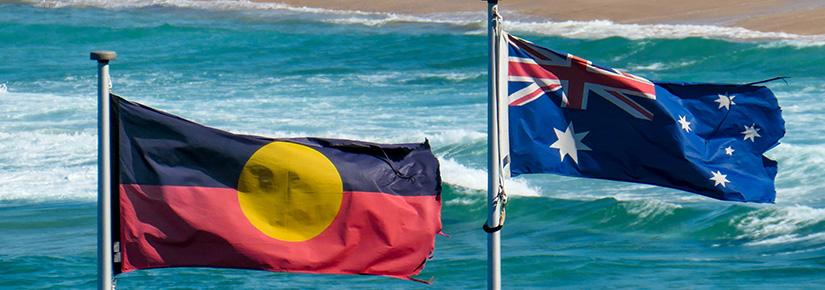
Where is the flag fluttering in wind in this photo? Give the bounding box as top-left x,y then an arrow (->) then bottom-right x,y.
503,33 -> 785,203
113,95 -> 442,280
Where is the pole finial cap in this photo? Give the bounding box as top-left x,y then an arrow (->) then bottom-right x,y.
90,51 -> 117,62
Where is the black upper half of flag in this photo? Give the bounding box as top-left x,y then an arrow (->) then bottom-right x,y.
113,94 -> 441,197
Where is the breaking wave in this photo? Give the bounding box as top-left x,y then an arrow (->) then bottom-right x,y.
734,205 -> 825,246
502,19 -> 825,46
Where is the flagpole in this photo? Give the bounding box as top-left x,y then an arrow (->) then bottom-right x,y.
91,50 -> 116,290
485,1 -> 502,290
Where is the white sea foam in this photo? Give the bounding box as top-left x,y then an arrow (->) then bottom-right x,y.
502,19 -> 812,41
745,232 -> 825,247
0,166 -> 96,201
425,130 -> 486,147
0,91 -> 95,131
413,72 -> 485,82
768,143 -> 825,205
445,197 -> 480,206
628,62 -> 668,71
347,71 -> 484,86
758,40 -> 825,49
323,14 -> 476,28
627,61 -> 697,72
24,0 -> 825,46
0,90 -> 100,202
623,199 -> 681,221
735,205 -> 825,246
242,71 -> 483,91
438,158 -> 539,197
0,130 -> 97,202
0,83 -> 7,94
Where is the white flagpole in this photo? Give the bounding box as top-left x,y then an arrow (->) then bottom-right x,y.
91,50 -> 116,290
485,1 -> 502,290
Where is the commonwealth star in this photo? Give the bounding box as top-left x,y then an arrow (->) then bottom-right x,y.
709,170 -> 730,187
549,122 -> 591,164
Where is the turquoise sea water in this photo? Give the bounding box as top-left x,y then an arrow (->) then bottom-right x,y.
2,1 -> 825,289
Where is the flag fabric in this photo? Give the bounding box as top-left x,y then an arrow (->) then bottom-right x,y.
504,33 -> 785,203
113,94 -> 442,280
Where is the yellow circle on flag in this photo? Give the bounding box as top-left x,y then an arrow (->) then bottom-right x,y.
237,141 -> 343,242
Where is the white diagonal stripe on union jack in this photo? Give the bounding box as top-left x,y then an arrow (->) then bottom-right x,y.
506,35 -> 657,121
508,73 -> 562,106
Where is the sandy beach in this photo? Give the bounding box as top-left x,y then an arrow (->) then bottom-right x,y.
258,0 -> 825,35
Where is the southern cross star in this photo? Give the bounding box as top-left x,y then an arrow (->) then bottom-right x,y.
678,115 -> 692,132
714,94 -> 736,110
724,146 -> 735,156
549,122 -> 591,164
709,170 -> 730,187
742,124 -> 761,142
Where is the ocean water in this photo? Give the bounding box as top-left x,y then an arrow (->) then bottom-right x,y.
2,1 -> 825,289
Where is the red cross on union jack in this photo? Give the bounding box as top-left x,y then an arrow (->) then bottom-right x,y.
506,35 -> 657,121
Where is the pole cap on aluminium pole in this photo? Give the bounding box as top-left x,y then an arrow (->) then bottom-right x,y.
90,51 -> 117,63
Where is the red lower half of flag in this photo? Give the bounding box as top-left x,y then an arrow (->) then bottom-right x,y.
119,184 -> 441,279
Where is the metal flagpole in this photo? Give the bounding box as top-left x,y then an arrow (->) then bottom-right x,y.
91,50 -> 117,290
485,1 -> 502,290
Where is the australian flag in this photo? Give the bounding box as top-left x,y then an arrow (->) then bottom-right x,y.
505,33 -> 785,203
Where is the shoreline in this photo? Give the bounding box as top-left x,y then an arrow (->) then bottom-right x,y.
255,0 -> 825,36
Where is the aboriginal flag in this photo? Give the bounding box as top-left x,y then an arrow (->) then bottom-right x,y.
111,94 -> 442,281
